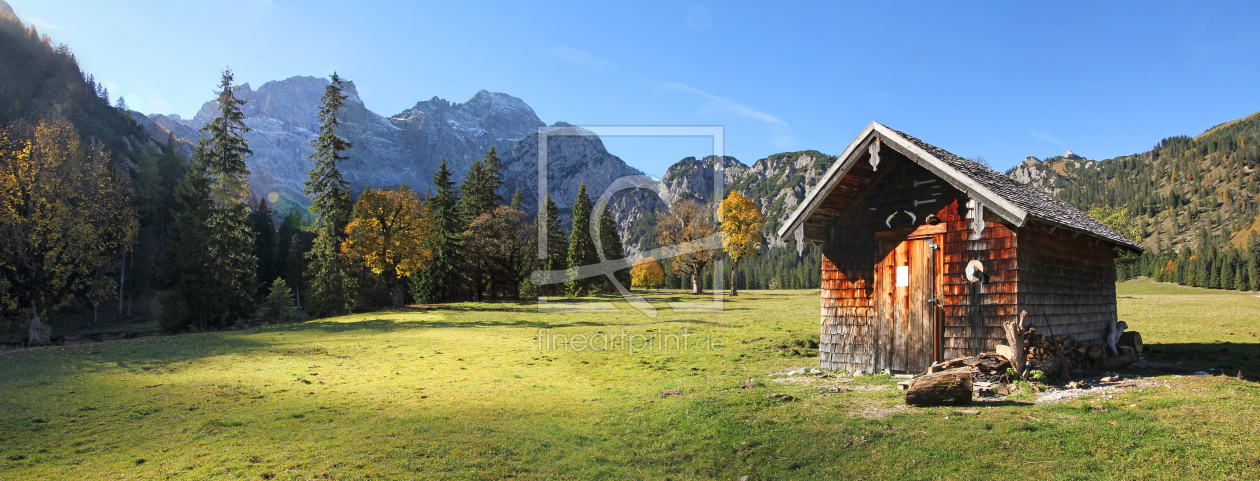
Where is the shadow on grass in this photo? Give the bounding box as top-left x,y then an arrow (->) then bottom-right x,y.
1142,342 -> 1260,378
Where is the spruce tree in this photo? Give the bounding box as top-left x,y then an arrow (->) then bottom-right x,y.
534,195 -> 567,296
304,73 -> 357,317
459,147 -> 505,220
596,205 -> 630,293
251,197 -> 278,297
565,182 -> 598,297
1250,232 -> 1260,291
179,68 -> 257,328
510,188 -> 523,211
412,159 -> 463,303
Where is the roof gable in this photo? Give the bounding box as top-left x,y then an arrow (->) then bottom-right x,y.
777,122 -> 1143,252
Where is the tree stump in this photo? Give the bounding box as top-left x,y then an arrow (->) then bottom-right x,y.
1003,311 -> 1029,378
905,368 -> 973,406
1119,331 -> 1142,354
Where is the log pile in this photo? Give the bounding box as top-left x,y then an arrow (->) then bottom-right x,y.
929,353 -> 1011,383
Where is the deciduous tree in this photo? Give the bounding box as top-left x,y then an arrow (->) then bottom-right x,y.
343,187 -> 436,308
630,257 -> 664,290
655,200 -> 720,295
718,191 -> 765,296
463,205 -> 532,300
0,117 -> 137,343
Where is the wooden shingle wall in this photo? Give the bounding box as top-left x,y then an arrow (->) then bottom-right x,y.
1015,224 -> 1117,343
939,214 -> 1019,359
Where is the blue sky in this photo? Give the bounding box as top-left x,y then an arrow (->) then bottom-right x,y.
11,0 -> 1260,176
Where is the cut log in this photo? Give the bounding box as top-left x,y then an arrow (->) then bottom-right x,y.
905,368 -> 973,406
1086,344 -> 1104,361
1119,331 -> 1143,354
1095,352 -> 1139,370
995,344 -> 1014,360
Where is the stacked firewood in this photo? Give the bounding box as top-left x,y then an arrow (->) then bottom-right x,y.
1023,331 -> 1088,379
928,353 -> 1011,382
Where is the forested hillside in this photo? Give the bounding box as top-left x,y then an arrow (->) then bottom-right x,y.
1009,112 -> 1260,290
1009,112 -> 1260,253
0,5 -> 152,166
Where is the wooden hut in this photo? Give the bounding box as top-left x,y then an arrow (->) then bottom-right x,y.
777,122 -> 1143,374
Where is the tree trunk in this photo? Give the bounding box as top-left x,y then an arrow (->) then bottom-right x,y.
729,259 -> 739,297
28,300 -> 52,345
1096,352 -> 1139,370
691,272 -> 703,295
905,368 -> 973,406
118,251 -> 126,317
390,286 -> 404,309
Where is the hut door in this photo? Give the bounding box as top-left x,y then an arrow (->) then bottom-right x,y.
876,236 -> 939,373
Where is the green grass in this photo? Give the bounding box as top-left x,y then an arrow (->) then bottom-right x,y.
1,287 -> 1258,479
1118,278 -> 1260,376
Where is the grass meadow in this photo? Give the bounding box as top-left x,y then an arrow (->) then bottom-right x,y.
0,280 -> 1258,479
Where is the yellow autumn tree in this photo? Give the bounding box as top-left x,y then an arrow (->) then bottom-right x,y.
630,257 -> 665,290
718,191 -> 765,296
342,186 -> 436,308
0,118 -> 137,344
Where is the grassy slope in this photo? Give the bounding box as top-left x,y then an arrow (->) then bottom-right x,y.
0,288 -> 1257,480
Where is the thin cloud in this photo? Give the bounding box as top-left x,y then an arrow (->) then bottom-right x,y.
20,15 -> 60,29
547,47 -> 614,70
663,81 -> 794,147
1030,130 -> 1062,143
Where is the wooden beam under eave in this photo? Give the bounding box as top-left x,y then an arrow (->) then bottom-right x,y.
803,225 -> 828,243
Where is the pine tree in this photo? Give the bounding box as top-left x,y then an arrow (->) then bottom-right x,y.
173,70 -> 257,330
411,159 -> 463,303
535,195 -> 567,296
198,68 -> 257,327
304,72 -> 357,317
565,182 -> 598,297
510,188 -> 523,211
251,198 -> 277,297
1250,232 -> 1260,291
596,205 -> 630,293
173,138 -> 218,331
459,147 -> 505,221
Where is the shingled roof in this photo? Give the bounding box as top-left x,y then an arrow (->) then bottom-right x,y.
777,122 -> 1144,252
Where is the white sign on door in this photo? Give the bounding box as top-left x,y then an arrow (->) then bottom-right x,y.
896,266 -> 909,287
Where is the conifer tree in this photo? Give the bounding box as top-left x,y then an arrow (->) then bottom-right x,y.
176,69 -> 257,329
510,188 -> 523,211
459,147 -> 505,220
411,159 -> 463,303
534,195 -> 567,296
1250,232 -> 1260,291
565,182 -> 598,297
304,72 -> 357,317
596,205 -> 630,293
173,139 -> 218,331
251,197 -> 277,297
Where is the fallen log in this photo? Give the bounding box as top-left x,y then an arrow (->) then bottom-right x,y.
906,368 -> 973,406
1095,352 -> 1140,370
